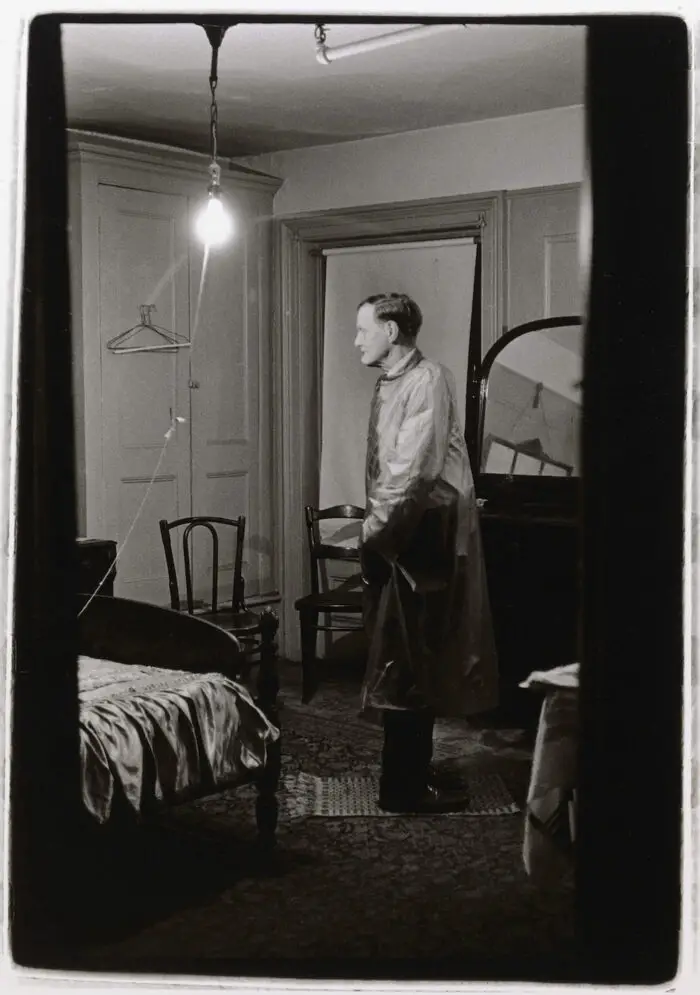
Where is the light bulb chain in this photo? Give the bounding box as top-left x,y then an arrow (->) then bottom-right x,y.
207,29 -> 222,166
200,21 -> 230,166
209,75 -> 219,165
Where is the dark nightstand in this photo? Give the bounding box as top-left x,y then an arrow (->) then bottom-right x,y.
76,538 -> 117,597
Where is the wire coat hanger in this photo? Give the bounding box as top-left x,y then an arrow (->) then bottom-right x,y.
106,305 -> 190,355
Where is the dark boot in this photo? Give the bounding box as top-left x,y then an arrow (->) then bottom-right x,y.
379,784 -> 471,814
379,709 -> 424,804
379,710 -> 469,812
415,711 -> 466,790
417,711 -> 469,794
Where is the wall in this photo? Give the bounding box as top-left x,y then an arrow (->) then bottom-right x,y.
238,105 -> 585,659
238,105 -> 584,215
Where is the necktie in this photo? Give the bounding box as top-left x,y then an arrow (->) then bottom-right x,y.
365,380 -> 382,498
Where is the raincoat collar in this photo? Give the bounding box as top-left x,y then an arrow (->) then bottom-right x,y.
378,348 -> 423,383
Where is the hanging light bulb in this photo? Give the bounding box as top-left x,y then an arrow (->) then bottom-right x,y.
195,162 -> 234,248
195,23 -> 234,248
196,192 -> 233,248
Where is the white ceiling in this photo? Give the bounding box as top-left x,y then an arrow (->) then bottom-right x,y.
61,21 -> 586,157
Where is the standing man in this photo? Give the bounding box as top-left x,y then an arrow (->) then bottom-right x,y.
355,292 -> 498,813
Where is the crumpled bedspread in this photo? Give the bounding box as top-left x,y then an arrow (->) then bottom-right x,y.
78,655 -> 280,824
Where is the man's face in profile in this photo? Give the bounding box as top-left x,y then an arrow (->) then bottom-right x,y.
355,303 -> 392,368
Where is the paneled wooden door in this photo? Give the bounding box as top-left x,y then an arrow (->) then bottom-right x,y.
96,179 -> 272,607
187,190 -> 273,604
97,183 -> 193,604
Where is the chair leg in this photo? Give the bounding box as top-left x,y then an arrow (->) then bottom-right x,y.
299,609 -> 319,704
257,608 -> 280,716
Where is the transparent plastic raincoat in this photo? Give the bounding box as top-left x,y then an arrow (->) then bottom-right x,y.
360,350 -> 498,717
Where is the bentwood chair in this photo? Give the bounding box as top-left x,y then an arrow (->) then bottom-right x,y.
159,516 -> 278,676
294,504 -> 365,703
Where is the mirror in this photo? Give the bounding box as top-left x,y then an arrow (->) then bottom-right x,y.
478,317 -> 583,477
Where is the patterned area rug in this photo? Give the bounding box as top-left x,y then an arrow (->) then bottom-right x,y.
67,671 -> 575,979
283,771 -> 519,819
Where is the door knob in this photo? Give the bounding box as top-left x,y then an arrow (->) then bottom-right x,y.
188,379 -> 200,389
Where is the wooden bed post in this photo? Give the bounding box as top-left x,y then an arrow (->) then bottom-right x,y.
255,607 -> 281,846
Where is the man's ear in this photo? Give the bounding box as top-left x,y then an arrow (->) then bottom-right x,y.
385,320 -> 399,344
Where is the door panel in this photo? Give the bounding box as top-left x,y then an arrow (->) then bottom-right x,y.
188,193 -> 268,600
116,475 -> 183,602
188,473 -> 250,607
544,232 -> 580,318
506,186 -> 583,329
98,183 -> 192,603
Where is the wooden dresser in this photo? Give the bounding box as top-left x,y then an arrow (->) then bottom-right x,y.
468,315 -> 584,728
76,538 -> 117,597
479,502 -> 580,725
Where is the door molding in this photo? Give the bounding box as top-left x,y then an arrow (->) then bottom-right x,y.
273,193 -> 502,658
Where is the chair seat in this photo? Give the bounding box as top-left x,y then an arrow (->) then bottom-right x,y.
295,591 -> 364,613
194,607 -> 261,633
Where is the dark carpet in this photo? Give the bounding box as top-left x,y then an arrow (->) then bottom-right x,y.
64,665 -> 576,982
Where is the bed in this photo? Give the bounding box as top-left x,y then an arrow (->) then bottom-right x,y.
76,593 -> 281,845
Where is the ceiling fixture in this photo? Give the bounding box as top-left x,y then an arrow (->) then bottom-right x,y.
314,22 -> 465,65
194,21 -> 235,248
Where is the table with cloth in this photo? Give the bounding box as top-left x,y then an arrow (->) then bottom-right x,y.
521,663 -> 579,883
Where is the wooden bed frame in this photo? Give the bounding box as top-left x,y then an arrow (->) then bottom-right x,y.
76,593 -> 281,846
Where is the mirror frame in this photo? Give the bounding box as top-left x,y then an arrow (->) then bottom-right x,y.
472,315 -> 584,520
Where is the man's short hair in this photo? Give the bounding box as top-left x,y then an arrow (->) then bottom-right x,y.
359,293 -> 423,341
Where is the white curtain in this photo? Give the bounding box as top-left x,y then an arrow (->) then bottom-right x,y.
319,238 -> 478,512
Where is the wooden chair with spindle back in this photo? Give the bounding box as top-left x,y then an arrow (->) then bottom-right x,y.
294,504 -> 365,703
159,516 -> 279,683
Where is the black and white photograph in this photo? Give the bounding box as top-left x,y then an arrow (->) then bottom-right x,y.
0,1 -> 693,989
